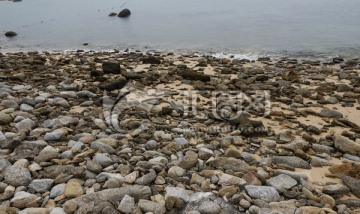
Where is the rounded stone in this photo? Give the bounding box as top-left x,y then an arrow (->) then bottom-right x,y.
4,165 -> 32,187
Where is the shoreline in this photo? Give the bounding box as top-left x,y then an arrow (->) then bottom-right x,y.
1,51 -> 360,213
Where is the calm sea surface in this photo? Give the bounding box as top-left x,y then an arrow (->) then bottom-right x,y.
1,0 -> 360,57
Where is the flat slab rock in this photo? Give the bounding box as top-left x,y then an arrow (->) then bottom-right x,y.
245,185 -> 280,202
64,185 -> 151,211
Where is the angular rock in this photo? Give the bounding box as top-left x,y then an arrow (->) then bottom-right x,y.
328,163 -> 360,179
99,77 -> 128,91
138,199 -> 166,214
208,157 -> 249,173
64,181 -> 84,198
29,179 -> 54,193
4,165 -> 32,187
266,174 -> 297,193
177,150 -> 198,169
334,135 -> 360,156
320,108 -> 343,119
64,185 -> 151,213
0,112 -> 12,125
245,185 -> 280,202
180,70 -> 210,82
118,194 -> 135,213
272,156 -> 311,169
118,8 -> 131,18
10,191 -> 41,209
341,175 -> 360,198
165,187 -> 189,202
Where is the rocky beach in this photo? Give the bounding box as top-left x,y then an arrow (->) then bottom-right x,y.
0,50 -> 360,214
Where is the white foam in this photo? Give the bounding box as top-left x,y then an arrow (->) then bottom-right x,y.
211,52 -> 260,61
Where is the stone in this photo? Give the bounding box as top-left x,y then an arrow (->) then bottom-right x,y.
50,208 -> 67,214
328,163 -> 360,179
217,172 -> 247,186
0,112 -> 12,125
44,132 -> 62,142
63,200 -> 77,213
245,185 -> 280,202
20,103 -> 33,111
219,186 -> 237,198
102,62 -> 121,74
86,160 -> 103,173
0,158 -> 11,172
41,165 -> 85,179
198,201 -> 221,214
93,153 -> 113,167
91,141 -> 115,154
322,184 -> 350,195
208,157 -> 249,173
198,147 -> 214,160
174,137 -> 189,145
319,194 -> 335,207
15,118 -> 35,132
168,166 -> 186,178
5,31 -> 17,37
271,156 -> 311,169
138,199 -> 166,214
118,8 -> 131,18
64,181 -> 84,198
266,174 -> 297,193
1,185 -> 15,200
165,187 -> 189,202
341,175 -> 360,198
34,146 -> 59,163
294,206 -> 337,214
99,77 -> 128,91
180,70 -> 210,82
118,194 -> 135,213
4,165 -> 32,187
103,177 -> 123,189
29,179 -> 54,193
182,192 -> 239,213
10,191 -> 41,209
334,135 -> 360,156
141,56 -> 161,64
319,108 -> 343,119
311,156 -> 334,167
145,140 -> 157,150
135,169 -> 156,185
50,184 -> 65,198
190,173 -> 205,185
177,150 -> 198,169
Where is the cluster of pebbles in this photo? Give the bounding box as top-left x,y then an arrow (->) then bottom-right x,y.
0,50 -> 360,214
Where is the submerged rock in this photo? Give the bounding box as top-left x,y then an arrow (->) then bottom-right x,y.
118,8 -> 131,18
5,31 -> 17,37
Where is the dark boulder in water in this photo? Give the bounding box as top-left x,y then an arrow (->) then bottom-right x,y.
108,12 -> 117,17
118,9 -> 131,18
5,31 -> 17,37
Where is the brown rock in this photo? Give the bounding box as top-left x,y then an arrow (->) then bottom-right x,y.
328,163 -> 360,179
